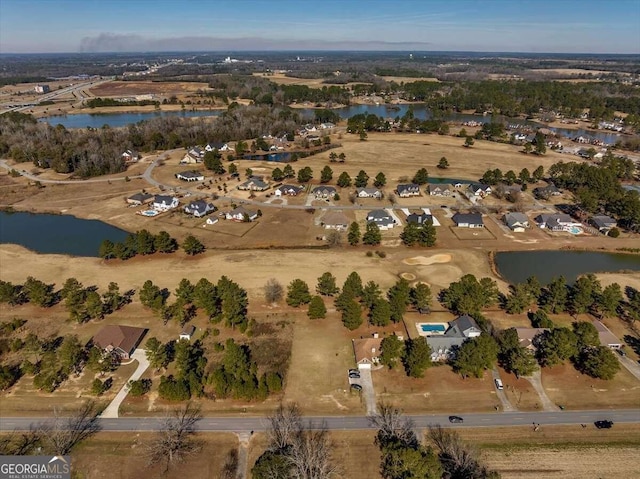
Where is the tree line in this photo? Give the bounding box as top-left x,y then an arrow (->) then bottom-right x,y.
99,230 -> 205,260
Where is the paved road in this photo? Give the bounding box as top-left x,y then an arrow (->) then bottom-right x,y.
491,368 -> 517,412
618,354 -> 640,381
525,370 -> 561,412
1,410 -> 638,433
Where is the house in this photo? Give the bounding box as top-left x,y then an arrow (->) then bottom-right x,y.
238,177 -> 270,191
320,122 -> 335,129
352,337 -> 383,370
153,195 -> 179,211
312,186 -> 337,199
424,315 -> 482,361
468,184 -> 492,198
181,147 -> 205,164
406,212 -> 434,226
34,84 -> 50,94
396,184 -> 420,197
275,184 -> 304,197
226,206 -> 258,222
205,142 -> 233,152
533,184 -> 561,199
126,192 -> 153,206
534,213 -> 581,231
590,215 -> 617,232
356,187 -> 382,199
366,209 -> 396,230
205,217 -> 219,225
514,327 -> 550,352
184,200 -> 216,217
504,212 -> 530,232
592,320 -> 622,349
92,325 -> 147,360
452,213 -> 484,228
121,149 -> 140,163
179,325 -> 196,341
427,184 -> 453,196
176,170 -> 205,182
321,211 -> 350,230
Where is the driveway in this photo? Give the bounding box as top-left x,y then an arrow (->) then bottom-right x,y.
491,368 -> 517,412
100,349 -> 150,419
349,368 -> 377,415
524,369 -> 560,412
618,354 -> 640,381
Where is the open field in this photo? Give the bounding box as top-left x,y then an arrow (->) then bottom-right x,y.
541,363 -> 640,410
379,76 -> 439,83
89,80 -> 211,97
70,431 -> 238,479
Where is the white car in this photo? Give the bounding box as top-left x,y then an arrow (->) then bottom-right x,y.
494,378 -> 504,390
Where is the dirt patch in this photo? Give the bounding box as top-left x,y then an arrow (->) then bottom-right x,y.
403,254 -> 452,266
89,81 -> 211,97
399,272 -> 416,281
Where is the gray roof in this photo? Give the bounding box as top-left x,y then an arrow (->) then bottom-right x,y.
367,209 -> 392,220
313,186 -> 337,195
178,170 -> 203,179
452,213 -> 483,226
406,213 -> 433,225
397,183 -> 420,194
240,177 -> 269,189
591,215 -> 616,229
128,192 -> 152,202
357,187 -> 381,196
504,212 -> 529,228
229,206 -> 257,217
185,200 -> 214,214
535,213 -> 574,226
277,184 -> 304,194
469,184 -> 491,193
154,195 -> 176,205
450,315 -> 480,335
428,184 -> 451,193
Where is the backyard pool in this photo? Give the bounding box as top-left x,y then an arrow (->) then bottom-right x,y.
568,226 -> 583,234
140,210 -> 159,217
416,323 -> 449,336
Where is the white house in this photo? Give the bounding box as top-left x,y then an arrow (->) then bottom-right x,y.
366,209 -> 396,230
452,213 -> 484,228
396,184 -> 420,197
352,337 -> 382,370
181,147 -> 205,164
321,211 -> 350,230
226,206 -> 258,222
504,212 -> 530,232
121,149 -> 140,163
534,214 -> 581,232
427,184 -> 453,196
312,186 -> 337,199
356,187 -> 382,199
153,195 -> 179,211
275,185 -> 304,197
184,200 -> 216,217
467,184 -> 492,198
179,325 -> 195,341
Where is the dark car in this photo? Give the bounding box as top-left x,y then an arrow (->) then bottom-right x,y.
349,372 -> 361,379
616,349 -> 626,357
448,416 -> 464,424
594,420 -> 614,429
348,369 -> 360,375
350,383 -> 362,391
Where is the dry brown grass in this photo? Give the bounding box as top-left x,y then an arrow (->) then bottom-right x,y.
375,365 -> 499,413
89,81 -> 210,97
70,431 -> 238,479
541,363 -> 640,410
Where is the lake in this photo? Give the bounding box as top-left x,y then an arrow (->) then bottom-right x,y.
0,211 -> 130,257
40,104 -> 620,143
40,109 -> 221,129
494,250 -> 640,285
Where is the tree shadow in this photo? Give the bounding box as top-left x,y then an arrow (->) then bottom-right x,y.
623,335 -> 640,355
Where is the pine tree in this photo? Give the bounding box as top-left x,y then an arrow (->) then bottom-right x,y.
362,222 -> 382,245
307,296 -> 327,319
342,299 -> 363,330
317,272 -> 339,296
286,279 -> 312,307
348,222 -> 361,246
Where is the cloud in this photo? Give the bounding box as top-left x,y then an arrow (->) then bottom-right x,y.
78,33 -> 431,52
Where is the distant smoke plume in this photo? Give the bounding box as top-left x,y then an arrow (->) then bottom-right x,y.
79,33 -> 431,52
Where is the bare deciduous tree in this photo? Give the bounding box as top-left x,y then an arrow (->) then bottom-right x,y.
267,403 -> 303,451
369,402 -> 418,448
147,402 -> 202,471
0,428 -> 42,455
38,401 -> 101,455
325,231 -> 343,248
428,425 -> 499,479
264,278 -> 285,304
220,448 -> 239,479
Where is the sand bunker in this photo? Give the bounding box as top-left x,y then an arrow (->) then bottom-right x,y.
411,281 -> 431,288
403,254 -> 452,266
399,272 -> 416,281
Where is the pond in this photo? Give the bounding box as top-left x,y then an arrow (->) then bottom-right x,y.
242,152 -> 291,162
0,211 -> 130,257
494,250 -> 640,285
39,109 -> 221,129
428,177 -> 477,185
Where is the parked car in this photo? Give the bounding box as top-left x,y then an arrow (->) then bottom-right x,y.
350,384 -> 362,391
594,420 -> 613,429
348,369 -> 360,375
494,378 -> 504,390
349,372 -> 361,379
448,416 -> 464,424
616,349 -> 626,357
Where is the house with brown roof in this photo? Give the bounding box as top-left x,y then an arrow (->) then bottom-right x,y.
321,211 -> 350,230
92,325 -> 147,360
514,327 -> 550,351
352,337 -> 383,370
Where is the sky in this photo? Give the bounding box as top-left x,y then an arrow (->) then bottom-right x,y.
1,0 -> 639,54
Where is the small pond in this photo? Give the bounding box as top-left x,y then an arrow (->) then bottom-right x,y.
494,250 -> 640,285
0,211 -> 130,257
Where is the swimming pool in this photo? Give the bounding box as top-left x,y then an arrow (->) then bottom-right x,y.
420,324 -> 446,333
141,210 -> 159,217
568,226 -> 583,234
